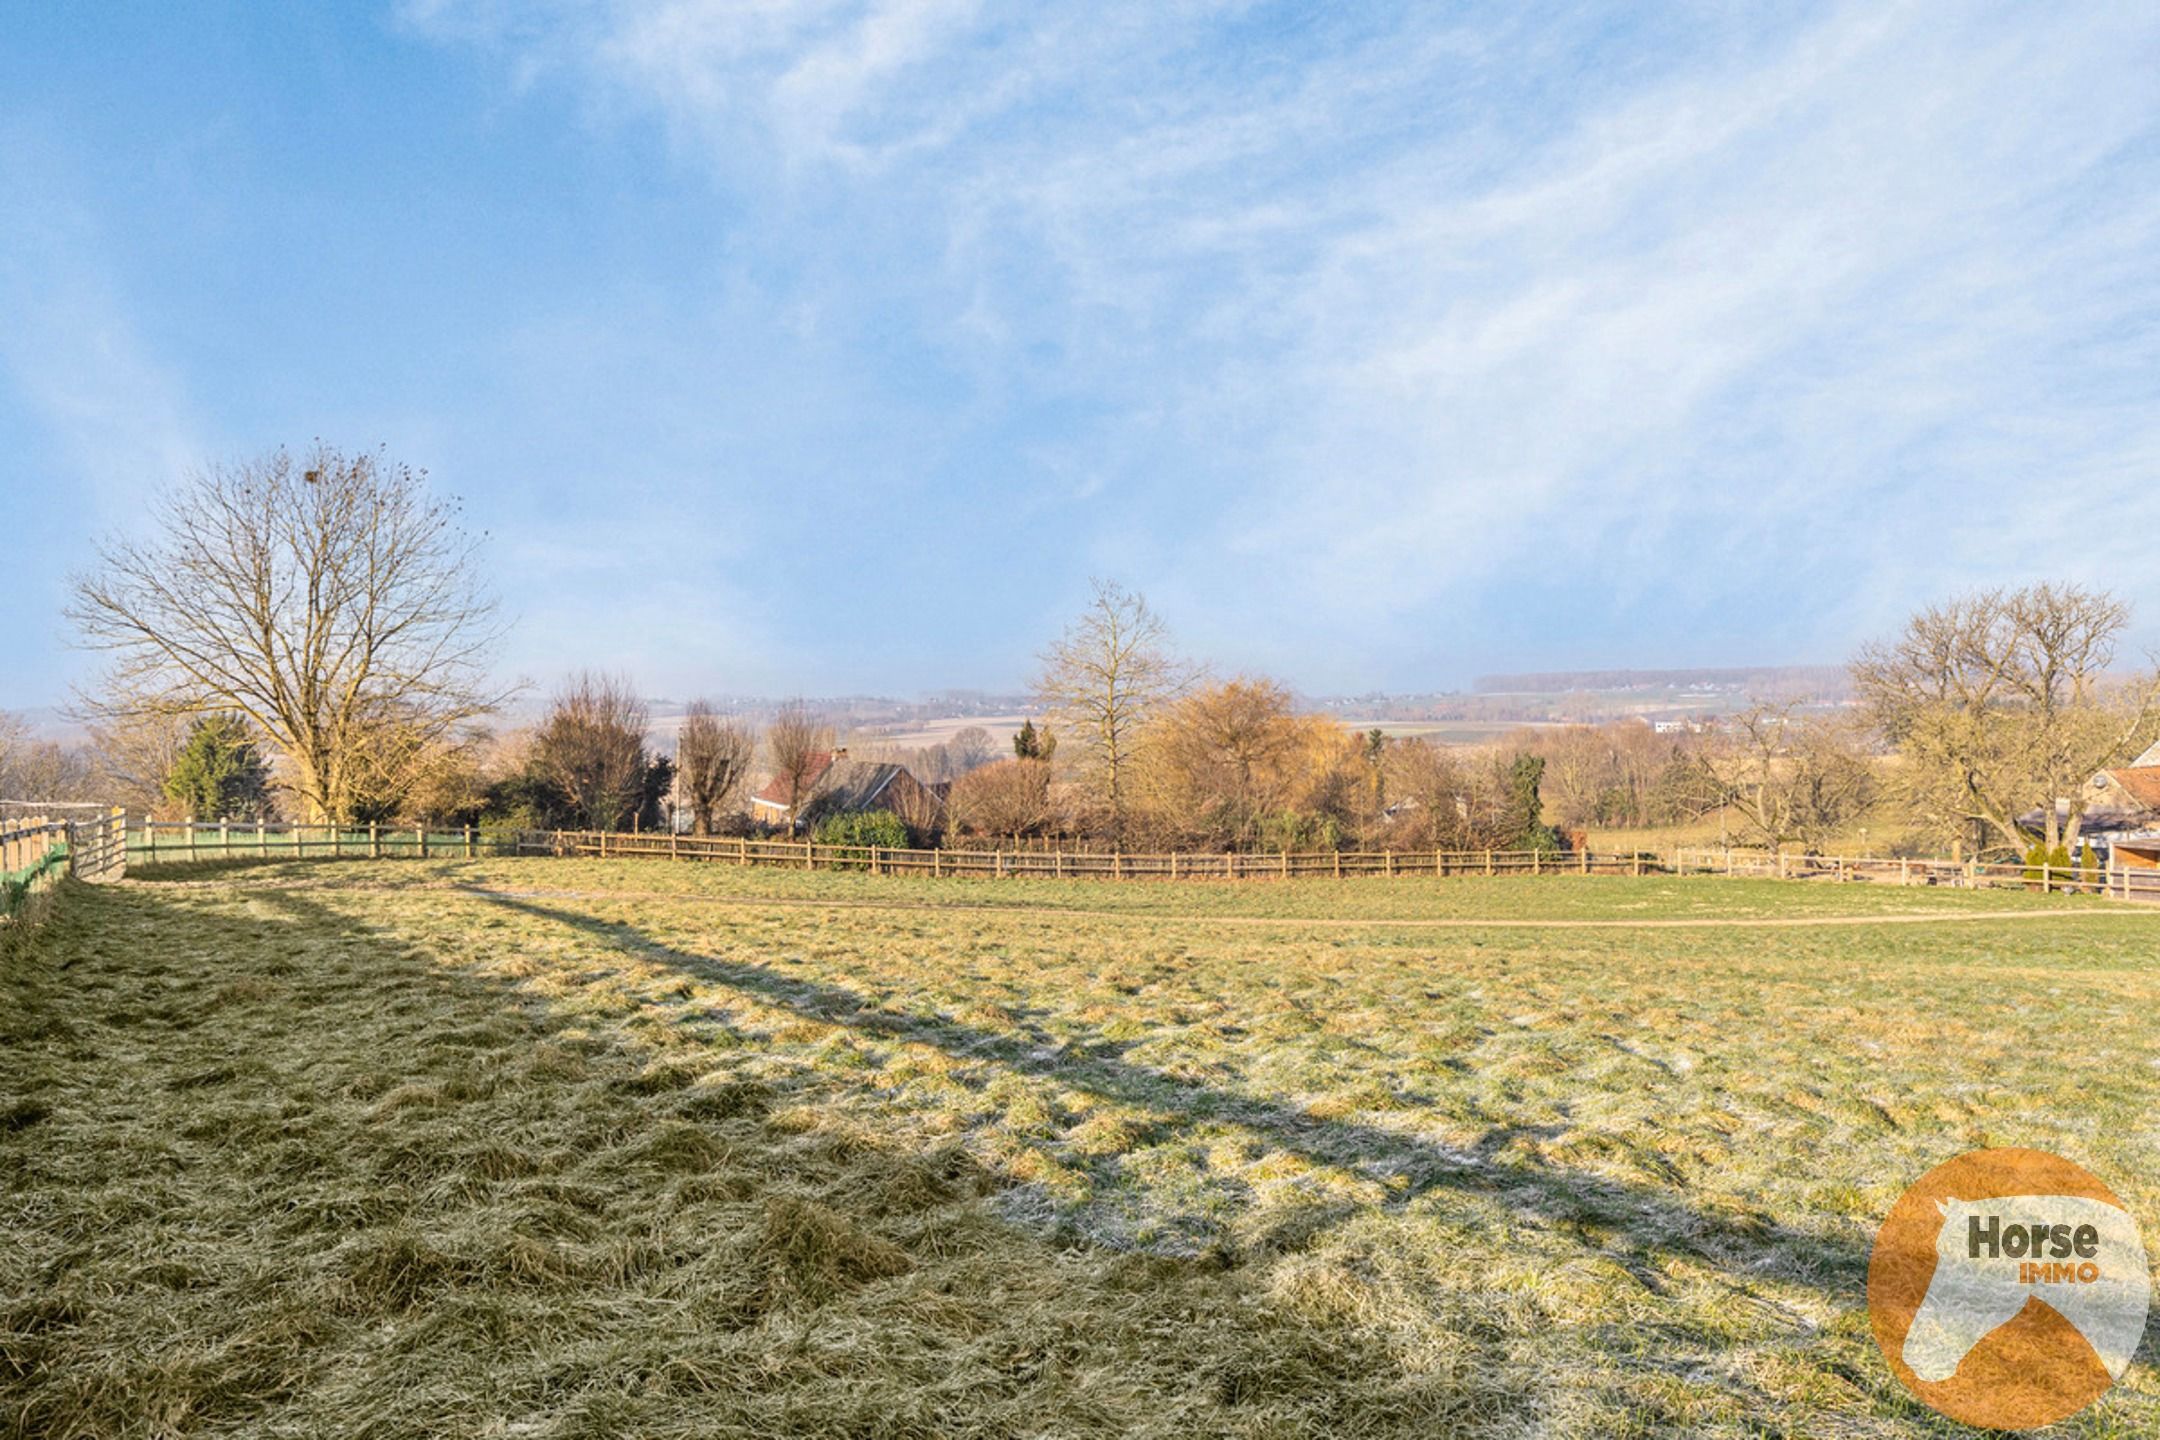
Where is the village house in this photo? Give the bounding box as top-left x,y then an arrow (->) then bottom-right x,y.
2076,739 -> 2160,875
748,748 -> 941,832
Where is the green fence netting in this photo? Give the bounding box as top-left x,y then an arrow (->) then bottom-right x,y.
1,836 -> 70,921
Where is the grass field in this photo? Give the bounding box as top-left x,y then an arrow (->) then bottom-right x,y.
5,860 -> 2157,1437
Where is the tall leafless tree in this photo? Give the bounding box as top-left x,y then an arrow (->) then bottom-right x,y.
765,702 -> 834,834
676,700 -> 756,835
1853,584 -> 2159,854
66,445 -> 511,821
532,672 -> 649,831
1034,579 -> 1189,840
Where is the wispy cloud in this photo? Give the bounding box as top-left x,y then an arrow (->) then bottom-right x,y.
0,124 -> 201,525
399,1 -> 2160,683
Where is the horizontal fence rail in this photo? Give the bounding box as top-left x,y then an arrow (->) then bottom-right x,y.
1,807 -> 126,931
513,831 -> 1663,880
98,819 -> 2160,904
130,819 -> 511,864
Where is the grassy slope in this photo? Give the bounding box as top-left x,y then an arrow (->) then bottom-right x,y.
4,862 -> 2157,1437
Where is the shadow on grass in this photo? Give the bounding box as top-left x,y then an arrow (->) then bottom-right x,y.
469,890 -> 1876,1306
7,881 -> 1555,1437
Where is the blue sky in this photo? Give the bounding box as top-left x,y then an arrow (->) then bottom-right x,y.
4,2 -> 2157,708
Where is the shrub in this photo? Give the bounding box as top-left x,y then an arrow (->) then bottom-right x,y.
2022,842 -> 2073,888
1250,810 -> 1343,852
812,810 -> 910,850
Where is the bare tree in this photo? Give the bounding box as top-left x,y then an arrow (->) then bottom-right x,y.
944,726 -> 996,776
86,712 -> 193,818
677,700 -> 756,835
1150,678 -> 1303,847
948,758 -> 1054,841
0,711 -> 27,794
67,445 -> 510,821
1853,584 -> 2159,854
1034,580 -> 1189,840
532,672 -> 649,830
1682,705 -> 1876,855
765,702 -> 834,834
0,713 -> 101,805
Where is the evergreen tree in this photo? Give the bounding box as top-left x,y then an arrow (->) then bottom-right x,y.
1505,753 -> 1563,853
1013,718 -> 1056,760
162,714 -> 272,820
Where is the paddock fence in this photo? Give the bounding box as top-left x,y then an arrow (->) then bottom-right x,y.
112,820 -> 2160,901
1,804 -> 127,932
130,818 -> 511,865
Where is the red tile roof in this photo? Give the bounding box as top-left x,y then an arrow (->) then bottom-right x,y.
2112,767 -> 2160,811
752,752 -> 835,809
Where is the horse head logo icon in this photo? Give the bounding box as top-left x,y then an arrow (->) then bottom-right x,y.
1871,1150 -> 2150,1430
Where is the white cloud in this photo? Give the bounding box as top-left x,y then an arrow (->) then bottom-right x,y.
404,1 -> 2160,683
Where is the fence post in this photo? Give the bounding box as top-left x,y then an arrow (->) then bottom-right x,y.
934,848 -> 943,879
871,845 -> 881,876
1169,851 -> 1178,880
467,825 -> 477,859
2042,862 -> 2052,895
1384,849 -> 1393,877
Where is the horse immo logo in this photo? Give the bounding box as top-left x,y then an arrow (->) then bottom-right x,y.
1870,1148 -> 2152,1430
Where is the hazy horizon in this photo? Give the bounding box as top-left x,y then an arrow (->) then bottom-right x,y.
6,5 -> 2158,709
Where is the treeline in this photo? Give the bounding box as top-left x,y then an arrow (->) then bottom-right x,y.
32,444 -> 2159,862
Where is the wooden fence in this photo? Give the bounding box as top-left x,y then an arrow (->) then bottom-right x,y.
514,831 -> 1649,879
1665,846 -> 2160,902
105,820 -> 2160,903
132,819 -> 509,864
1,807 -> 126,931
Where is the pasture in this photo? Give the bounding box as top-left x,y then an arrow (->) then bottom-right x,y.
4,860 -> 2157,1437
